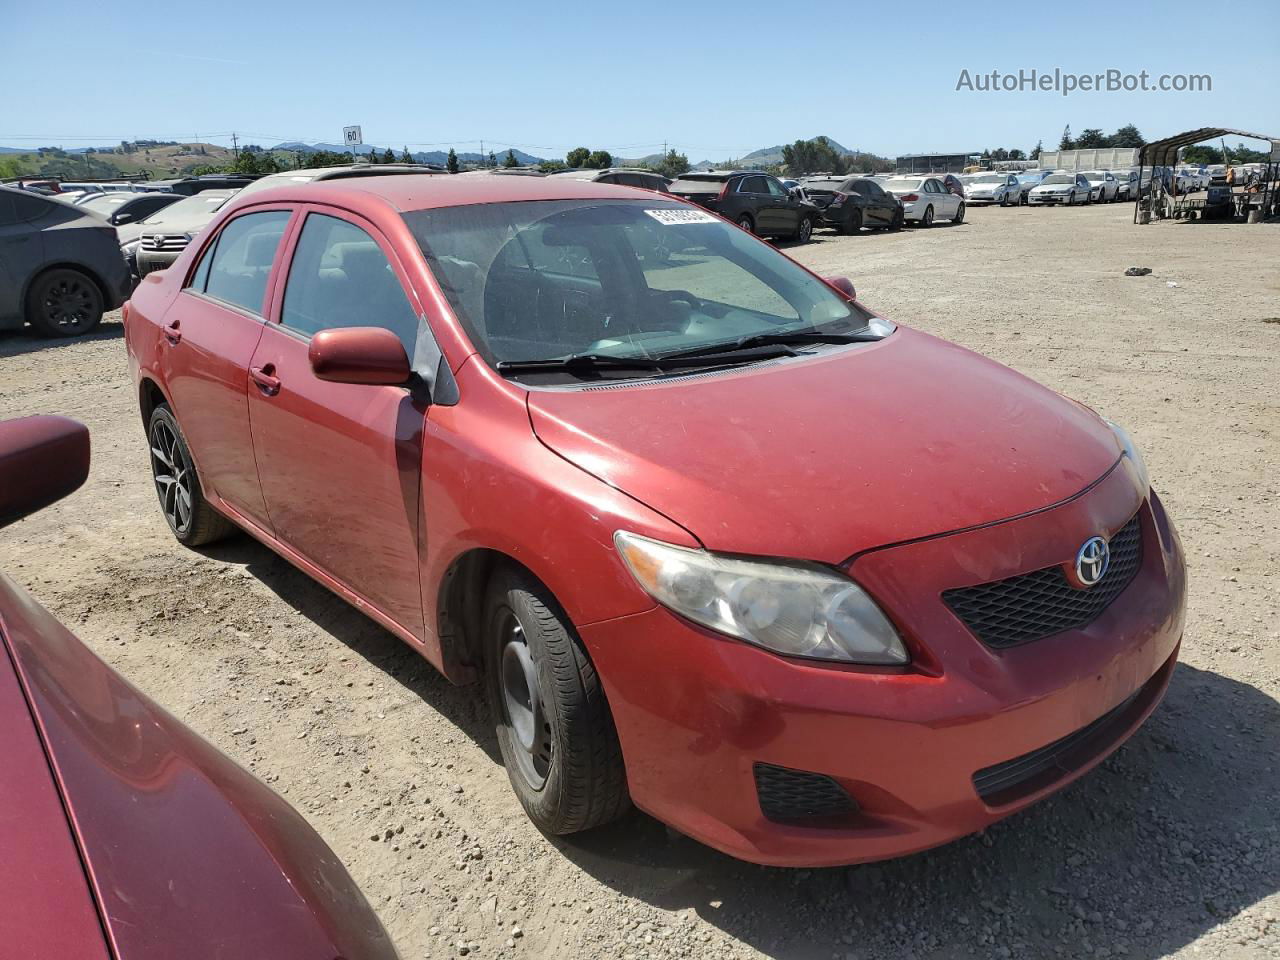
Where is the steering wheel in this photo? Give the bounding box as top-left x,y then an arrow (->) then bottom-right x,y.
652,288 -> 702,310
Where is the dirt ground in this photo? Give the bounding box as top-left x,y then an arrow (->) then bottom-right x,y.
2,201 -> 1277,960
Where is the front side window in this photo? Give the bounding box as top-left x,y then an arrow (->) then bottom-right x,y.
764,178 -> 787,198
281,214 -> 421,356
405,199 -> 879,379
197,210 -> 291,315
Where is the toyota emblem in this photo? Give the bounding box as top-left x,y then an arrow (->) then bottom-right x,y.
1074,536 -> 1111,587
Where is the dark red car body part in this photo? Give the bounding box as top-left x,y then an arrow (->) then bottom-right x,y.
0,415 -> 89,526
123,175 -> 1187,867
0,417 -> 399,960
309,327 -> 411,385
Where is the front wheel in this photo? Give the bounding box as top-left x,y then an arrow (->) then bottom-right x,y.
485,566 -> 630,835
952,202 -> 965,224
795,216 -> 814,243
1068,191 -> 1077,205
147,406 -> 236,546
27,268 -> 104,338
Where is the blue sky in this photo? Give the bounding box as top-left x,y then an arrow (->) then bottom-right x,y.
2,0 -> 1276,162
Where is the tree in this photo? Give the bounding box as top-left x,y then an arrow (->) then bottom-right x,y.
1030,139 -> 1043,160
401,146 -> 414,163
653,148 -> 689,179
538,159 -> 569,173
585,150 -> 612,169
488,151 -> 497,168
503,148 -> 518,168
1075,128 -> 1107,148
382,147 -> 396,165
565,146 -> 590,168
1008,148 -> 1025,161
781,136 -> 847,176
447,148 -> 459,174
1058,126 -> 1073,150
1109,124 -> 1145,148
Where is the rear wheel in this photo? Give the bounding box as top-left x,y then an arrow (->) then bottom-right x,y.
889,208 -> 904,230
921,205 -> 935,227
735,214 -> 755,234
147,405 -> 236,546
485,565 -> 630,834
26,268 -> 103,338
839,209 -> 862,235
952,202 -> 965,224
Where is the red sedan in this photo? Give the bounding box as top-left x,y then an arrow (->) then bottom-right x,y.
0,416 -> 398,958
123,174 -> 1186,867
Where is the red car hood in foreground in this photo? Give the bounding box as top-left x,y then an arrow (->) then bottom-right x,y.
0,574 -> 398,960
528,328 -> 1122,562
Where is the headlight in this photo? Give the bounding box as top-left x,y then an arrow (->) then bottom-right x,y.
121,239 -> 140,255
614,532 -> 908,665
1106,419 -> 1150,492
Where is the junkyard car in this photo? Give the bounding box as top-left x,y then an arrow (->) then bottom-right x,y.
125,174 -> 1186,867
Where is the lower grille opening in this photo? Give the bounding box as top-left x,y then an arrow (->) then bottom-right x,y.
754,762 -> 857,822
972,655 -> 1173,806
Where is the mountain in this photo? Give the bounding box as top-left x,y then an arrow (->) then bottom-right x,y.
270,141 -> 544,167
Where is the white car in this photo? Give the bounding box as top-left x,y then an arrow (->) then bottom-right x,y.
1027,172 -> 1093,205
1108,169 -> 1138,201
883,176 -> 965,226
1080,170 -> 1121,202
961,172 -> 1021,205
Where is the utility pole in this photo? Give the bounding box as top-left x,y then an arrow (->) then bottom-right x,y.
480,140 -> 485,168
231,132 -> 239,159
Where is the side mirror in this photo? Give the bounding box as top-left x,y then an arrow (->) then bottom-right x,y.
308,327 -> 411,386
113,213 -> 134,225
824,275 -> 857,301
0,416 -> 90,529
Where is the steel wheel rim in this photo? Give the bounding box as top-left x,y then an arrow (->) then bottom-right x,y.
498,612 -> 551,790
42,276 -> 95,331
800,219 -> 812,241
150,419 -> 193,535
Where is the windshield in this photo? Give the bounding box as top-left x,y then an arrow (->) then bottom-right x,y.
667,176 -> 727,193
1043,175 -> 1074,185
404,199 -> 876,377
970,175 -> 1004,184
884,179 -> 922,191
140,192 -> 232,225
1080,171 -> 1106,180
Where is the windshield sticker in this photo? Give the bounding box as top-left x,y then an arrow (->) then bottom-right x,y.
644,209 -> 718,226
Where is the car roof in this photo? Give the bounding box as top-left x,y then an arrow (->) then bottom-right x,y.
230,172 -> 676,214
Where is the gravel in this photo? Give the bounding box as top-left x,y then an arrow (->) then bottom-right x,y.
1,201 -> 1276,959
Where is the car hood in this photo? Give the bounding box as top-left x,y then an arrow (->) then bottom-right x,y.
527,327 -> 1121,563
1032,183 -> 1071,192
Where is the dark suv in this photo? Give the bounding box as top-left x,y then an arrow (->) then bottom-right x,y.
550,168 -> 670,192
800,176 -> 903,233
667,171 -> 819,242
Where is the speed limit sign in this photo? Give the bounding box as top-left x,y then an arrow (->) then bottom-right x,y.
343,125 -> 363,146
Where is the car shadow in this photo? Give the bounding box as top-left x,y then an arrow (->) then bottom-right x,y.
549,663 -> 1278,960
197,536 -> 504,766
0,318 -> 124,358
181,538 -> 1280,960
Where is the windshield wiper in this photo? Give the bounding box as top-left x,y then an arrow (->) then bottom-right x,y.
495,347 -> 795,375
656,330 -> 882,361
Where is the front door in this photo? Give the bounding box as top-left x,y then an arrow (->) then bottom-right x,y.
246,207 -> 428,638
763,177 -> 799,234
157,207 -> 293,530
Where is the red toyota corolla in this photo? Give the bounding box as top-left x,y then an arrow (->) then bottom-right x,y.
0,416 -> 398,959
123,174 -> 1186,867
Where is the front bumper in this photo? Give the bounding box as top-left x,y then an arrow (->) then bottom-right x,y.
1028,193 -> 1072,204
582,469 -> 1186,867
135,247 -> 185,278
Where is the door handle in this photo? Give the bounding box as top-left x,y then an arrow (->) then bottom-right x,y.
249,365 -> 281,396
163,320 -> 181,345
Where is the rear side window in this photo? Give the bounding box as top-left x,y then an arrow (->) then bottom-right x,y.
198,211 -> 291,315
281,214 -> 421,356
11,191 -> 53,222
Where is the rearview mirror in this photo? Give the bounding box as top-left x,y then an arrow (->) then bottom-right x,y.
824,275 -> 857,302
308,327 -> 411,386
0,416 -> 90,529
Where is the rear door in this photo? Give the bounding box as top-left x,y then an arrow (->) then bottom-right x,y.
245,206 -> 428,639
156,206 -> 294,531
0,192 -> 37,323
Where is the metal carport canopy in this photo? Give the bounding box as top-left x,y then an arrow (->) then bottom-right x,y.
1139,128 -> 1280,166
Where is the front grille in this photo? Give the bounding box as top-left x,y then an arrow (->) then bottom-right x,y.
753,763 -> 856,822
141,234 -> 190,252
972,689 -> 1140,805
943,513 -> 1143,649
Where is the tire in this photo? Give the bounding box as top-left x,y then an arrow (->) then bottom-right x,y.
839,209 -> 862,235
1020,191 -> 1029,206
889,208 -> 904,230
795,216 -> 814,243
921,205 -> 934,227
735,214 -> 755,234
1068,191 -> 1077,206
484,565 -> 630,835
26,268 -> 104,338
147,405 -> 236,547
952,202 -> 965,224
